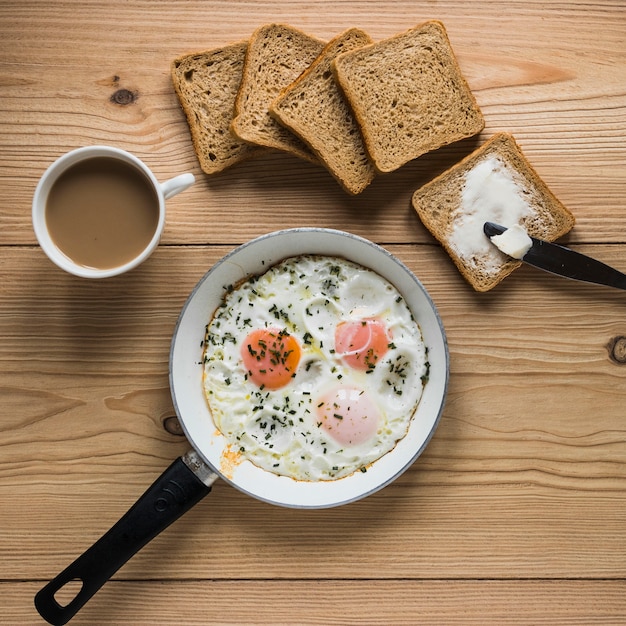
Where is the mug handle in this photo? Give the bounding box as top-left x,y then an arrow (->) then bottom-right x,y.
160,173 -> 195,200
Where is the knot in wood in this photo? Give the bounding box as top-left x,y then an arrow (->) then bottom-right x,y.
608,336 -> 626,364
110,88 -> 136,105
163,416 -> 184,436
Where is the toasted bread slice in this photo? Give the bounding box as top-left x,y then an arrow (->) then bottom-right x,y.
270,28 -> 376,194
333,20 -> 485,173
231,24 -> 325,163
411,132 -> 576,292
171,42 -> 266,175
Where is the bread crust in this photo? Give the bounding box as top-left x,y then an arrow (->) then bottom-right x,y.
333,20 -> 485,173
171,41 -> 266,175
412,132 -> 576,292
270,28 -> 376,194
231,23 -> 326,163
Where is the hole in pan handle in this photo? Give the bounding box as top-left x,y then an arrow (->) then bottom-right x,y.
34,452 -> 216,625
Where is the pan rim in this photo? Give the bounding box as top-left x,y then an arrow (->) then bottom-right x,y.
169,228 -> 449,509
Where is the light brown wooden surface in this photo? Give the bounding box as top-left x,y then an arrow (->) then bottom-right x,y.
2,1 -> 626,624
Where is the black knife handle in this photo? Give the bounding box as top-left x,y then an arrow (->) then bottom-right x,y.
484,222 -> 626,290
34,456 -> 214,626
524,239 -> 626,290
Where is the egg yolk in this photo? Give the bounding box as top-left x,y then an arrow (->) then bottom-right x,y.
241,327 -> 301,390
335,318 -> 390,371
316,386 -> 381,446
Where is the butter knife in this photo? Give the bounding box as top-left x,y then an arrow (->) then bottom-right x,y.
483,222 -> 626,291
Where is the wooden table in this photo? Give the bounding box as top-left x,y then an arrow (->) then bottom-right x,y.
2,2 -> 626,624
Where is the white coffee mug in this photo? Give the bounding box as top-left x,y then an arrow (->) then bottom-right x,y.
32,146 -> 195,278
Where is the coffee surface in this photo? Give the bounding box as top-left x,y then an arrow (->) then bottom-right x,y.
45,157 -> 159,270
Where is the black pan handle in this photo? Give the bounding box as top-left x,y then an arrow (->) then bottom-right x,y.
34,452 -> 217,625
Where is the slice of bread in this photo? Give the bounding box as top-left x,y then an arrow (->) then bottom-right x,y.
171,42 -> 266,175
231,24 -> 326,163
332,20 -> 485,173
270,28 -> 376,195
411,132 -> 576,292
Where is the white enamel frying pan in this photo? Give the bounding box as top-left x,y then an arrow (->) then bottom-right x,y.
35,228 -> 449,625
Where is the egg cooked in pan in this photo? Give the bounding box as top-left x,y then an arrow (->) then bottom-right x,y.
202,255 -> 429,481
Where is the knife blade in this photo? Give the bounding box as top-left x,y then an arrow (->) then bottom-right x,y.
483,222 -> 626,291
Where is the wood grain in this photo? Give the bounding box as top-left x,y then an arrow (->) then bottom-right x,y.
7,580 -> 626,625
1,2 -> 625,246
2,1 -> 626,624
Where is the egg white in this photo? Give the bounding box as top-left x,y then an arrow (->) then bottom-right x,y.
202,255 -> 428,481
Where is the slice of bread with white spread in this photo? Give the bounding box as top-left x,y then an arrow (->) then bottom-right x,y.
411,132 -> 576,292
172,42 -> 266,175
332,20 -> 484,173
231,23 -> 325,163
270,28 -> 376,194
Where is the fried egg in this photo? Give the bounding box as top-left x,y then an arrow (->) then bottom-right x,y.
202,255 -> 429,481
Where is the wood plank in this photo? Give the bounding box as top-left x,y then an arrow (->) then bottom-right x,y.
0,2 -> 625,245
6,485 -> 626,581
2,246 -> 625,582
7,580 -> 626,625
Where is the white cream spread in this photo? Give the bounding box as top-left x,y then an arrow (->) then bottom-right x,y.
448,156 -> 534,273
490,224 -> 533,259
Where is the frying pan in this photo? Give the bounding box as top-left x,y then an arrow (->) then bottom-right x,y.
35,228 -> 449,625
